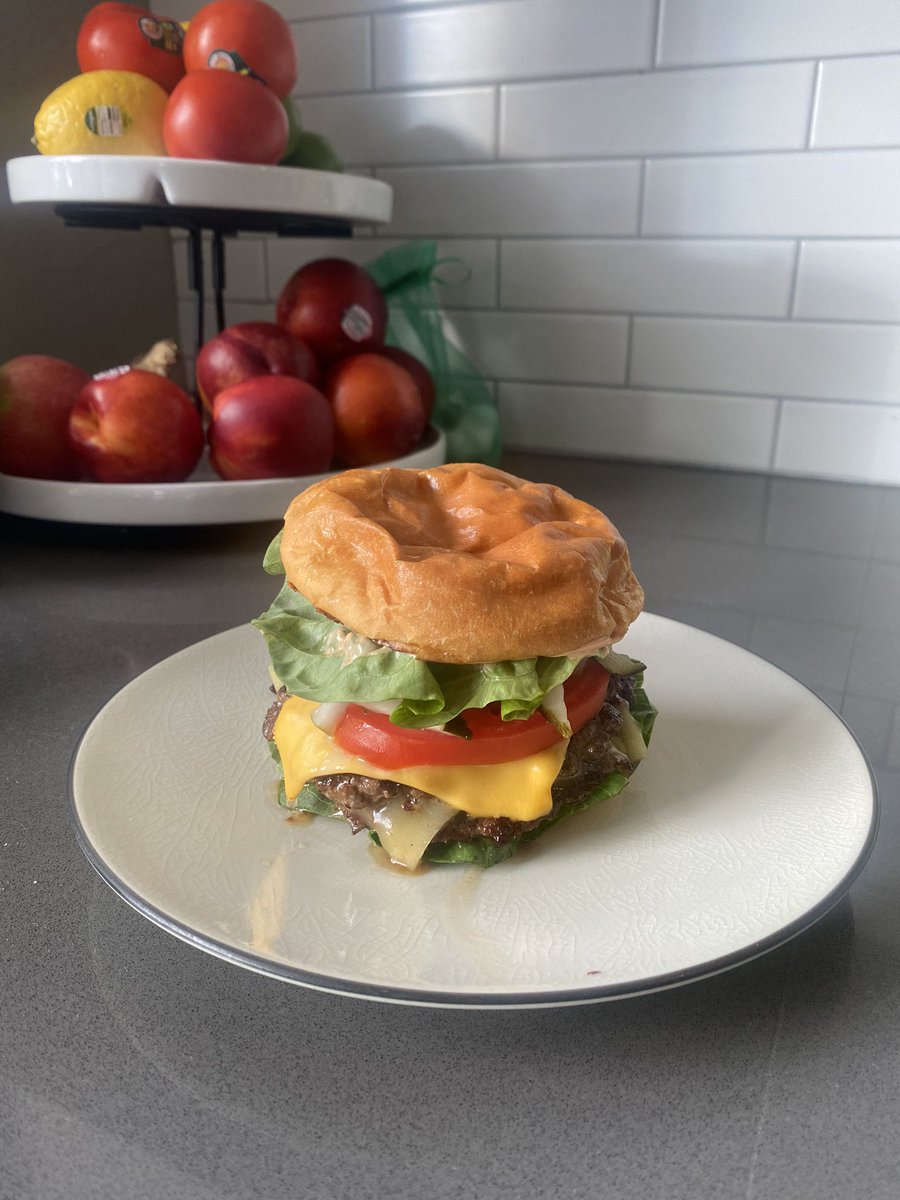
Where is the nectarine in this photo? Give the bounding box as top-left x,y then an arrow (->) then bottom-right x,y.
276,258 -> 387,365
196,321 -> 319,413
68,368 -> 204,483
325,353 -> 426,468
208,374 -> 335,480
0,355 -> 90,480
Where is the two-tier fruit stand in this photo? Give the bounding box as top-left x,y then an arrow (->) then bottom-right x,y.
2,155 -> 445,524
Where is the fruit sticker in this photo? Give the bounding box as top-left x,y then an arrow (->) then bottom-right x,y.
207,47 -> 266,82
136,16 -> 184,55
340,305 -> 375,343
84,105 -> 128,137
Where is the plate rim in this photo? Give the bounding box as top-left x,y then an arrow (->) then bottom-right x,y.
67,616 -> 880,1009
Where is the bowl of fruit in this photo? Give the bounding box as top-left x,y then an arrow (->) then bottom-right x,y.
7,0 -> 391,223
0,256 -> 445,526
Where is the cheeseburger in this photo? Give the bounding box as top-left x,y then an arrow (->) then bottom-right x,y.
253,463 -> 655,870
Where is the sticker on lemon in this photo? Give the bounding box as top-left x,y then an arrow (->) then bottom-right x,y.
33,70 -> 167,156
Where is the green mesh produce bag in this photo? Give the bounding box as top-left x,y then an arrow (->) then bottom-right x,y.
365,240 -> 501,466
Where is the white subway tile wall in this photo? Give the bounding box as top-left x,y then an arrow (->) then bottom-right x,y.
175,0 -> 900,484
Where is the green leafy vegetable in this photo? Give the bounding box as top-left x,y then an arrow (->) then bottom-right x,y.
423,837 -> 521,867
253,577 -> 587,730
281,782 -> 341,818
424,772 -> 634,866
392,655 -> 579,728
268,687 -> 657,868
629,675 -> 658,744
262,530 -> 284,576
253,582 -> 443,709
254,529 -> 658,744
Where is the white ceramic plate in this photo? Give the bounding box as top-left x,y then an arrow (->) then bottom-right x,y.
0,428 -> 445,526
6,156 -> 392,224
70,614 -> 877,1009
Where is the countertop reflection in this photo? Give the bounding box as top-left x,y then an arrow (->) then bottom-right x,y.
3,452 -> 899,1200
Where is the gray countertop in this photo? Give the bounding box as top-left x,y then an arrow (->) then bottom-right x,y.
3,452 -> 899,1200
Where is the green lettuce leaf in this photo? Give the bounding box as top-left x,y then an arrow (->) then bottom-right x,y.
253,532 -> 652,733
253,581 -> 587,729
280,781 -> 340,818
424,771 -> 634,866
392,655 -> 579,728
269,685 -> 656,867
252,582 -> 445,708
629,674 -> 658,743
263,530 -> 285,575
422,836 -> 521,867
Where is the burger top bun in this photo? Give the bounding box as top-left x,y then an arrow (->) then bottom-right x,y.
281,462 -> 645,665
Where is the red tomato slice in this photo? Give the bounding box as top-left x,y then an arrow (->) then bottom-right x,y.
333,659 -> 611,769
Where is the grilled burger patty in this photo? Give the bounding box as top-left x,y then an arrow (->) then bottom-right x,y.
301,673 -> 638,845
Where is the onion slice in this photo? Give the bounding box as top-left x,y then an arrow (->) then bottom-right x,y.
310,702 -> 349,735
370,794 -> 457,869
540,683 -> 571,738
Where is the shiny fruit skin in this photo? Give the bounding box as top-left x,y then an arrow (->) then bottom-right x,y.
183,0 -> 298,98
368,345 -> 434,420
196,321 -> 319,413
163,69 -> 287,164
0,355 -> 91,480
68,369 -> 204,483
77,3 -> 186,93
33,69 -> 169,157
208,375 -> 334,480
276,258 -> 387,365
325,353 -> 427,468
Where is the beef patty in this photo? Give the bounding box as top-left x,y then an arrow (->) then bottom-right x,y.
291,673 -> 637,845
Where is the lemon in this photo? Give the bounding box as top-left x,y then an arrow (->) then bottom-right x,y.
33,70 -> 168,157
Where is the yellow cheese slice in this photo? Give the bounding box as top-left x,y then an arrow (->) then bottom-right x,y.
273,696 -> 568,823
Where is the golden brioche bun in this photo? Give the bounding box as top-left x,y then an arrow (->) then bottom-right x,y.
280,462 -> 644,664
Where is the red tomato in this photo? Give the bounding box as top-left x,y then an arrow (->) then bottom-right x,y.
77,2 -> 186,94
183,0 -> 298,98
333,659 -> 611,769
163,70 -> 288,164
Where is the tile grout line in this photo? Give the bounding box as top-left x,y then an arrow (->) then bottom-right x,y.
786,240 -> 804,318
651,0 -> 666,68
760,457 -> 776,534
804,61 -> 824,149
623,316 -> 635,386
290,37 -> 900,93
767,399 -> 784,473
636,158 -> 648,236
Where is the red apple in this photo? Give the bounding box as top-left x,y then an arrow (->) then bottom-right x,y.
196,321 -> 319,413
208,374 -> 334,480
325,353 -> 427,468
68,369 -> 204,483
276,258 -> 388,365
366,345 -> 435,420
0,355 -> 91,480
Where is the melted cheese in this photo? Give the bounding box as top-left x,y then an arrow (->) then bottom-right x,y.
273,696 -> 567,823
